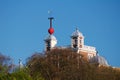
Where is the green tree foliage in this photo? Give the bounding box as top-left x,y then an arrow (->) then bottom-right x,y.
0,71 -> 32,80
0,53 -> 13,75
0,53 -> 44,80
27,48 -> 120,80
0,65 -> 44,80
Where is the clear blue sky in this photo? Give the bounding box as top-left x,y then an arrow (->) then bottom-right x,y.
0,0 -> 120,67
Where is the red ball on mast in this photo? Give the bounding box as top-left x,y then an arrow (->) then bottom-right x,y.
48,27 -> 54,35
48,17 -> 54,35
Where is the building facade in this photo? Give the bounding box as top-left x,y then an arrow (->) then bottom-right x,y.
44,17 -> 108,66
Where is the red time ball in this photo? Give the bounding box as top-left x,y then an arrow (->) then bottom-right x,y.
48,27 -> 54,35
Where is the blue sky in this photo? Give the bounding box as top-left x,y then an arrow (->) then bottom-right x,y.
0,0 -> 120,67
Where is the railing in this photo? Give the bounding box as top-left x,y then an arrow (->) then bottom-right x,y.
83,45 -> 96,52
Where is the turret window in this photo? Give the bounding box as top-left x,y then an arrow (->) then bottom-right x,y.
73,39 -> 77,48
75,39 -> 77,44
46,41 -> 51,51
47,41 -> 51,47
72,37 -> 78,48
80,40 -> 82,44
80,45 -> 82,48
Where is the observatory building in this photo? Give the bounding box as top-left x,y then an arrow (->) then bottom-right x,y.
44,16 -> 109,66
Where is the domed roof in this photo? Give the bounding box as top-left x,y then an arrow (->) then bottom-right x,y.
71,28 -> 83,37
45,35 -> 57,41
89,54 -> 109,66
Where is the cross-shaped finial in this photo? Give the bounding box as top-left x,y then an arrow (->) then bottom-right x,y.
76,27 -> 79,31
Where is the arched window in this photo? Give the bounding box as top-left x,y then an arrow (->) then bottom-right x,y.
46,41 -> 51,51
80,45 -> 82,48
73,37 -> 77,48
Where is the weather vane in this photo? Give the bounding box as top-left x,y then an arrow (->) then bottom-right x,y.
48,10 -> 53,17
47,10 -> 54,35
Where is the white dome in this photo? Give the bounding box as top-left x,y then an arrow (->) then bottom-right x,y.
45,35 -> 57,41
90,54 -> 109,66
71,28 -> 83,37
